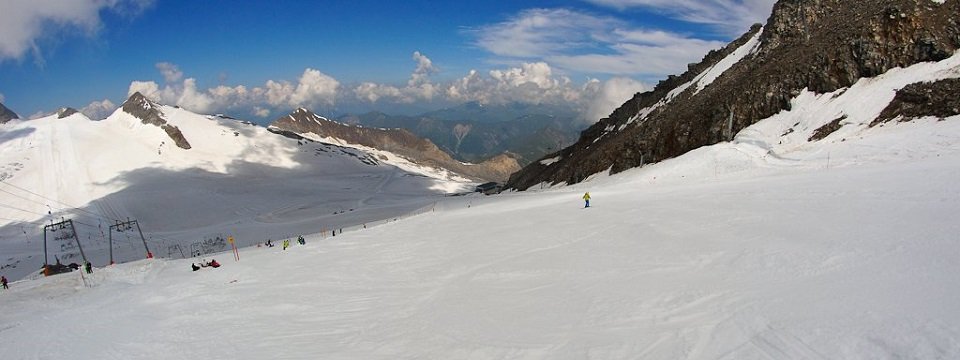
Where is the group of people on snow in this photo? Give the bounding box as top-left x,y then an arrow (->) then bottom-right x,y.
278,235 -> 307,250
191,259 -> 221,271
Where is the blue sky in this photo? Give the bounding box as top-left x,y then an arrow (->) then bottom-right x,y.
0,0 -> 775,122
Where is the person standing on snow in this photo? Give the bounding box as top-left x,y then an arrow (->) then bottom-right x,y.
283,239 -> 290,250
1,275 -> 8,289
582,192 -> 591,208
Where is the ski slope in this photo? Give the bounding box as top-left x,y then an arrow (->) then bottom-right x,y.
2,55 -> 960,358
1,115 -> 959,358
0,105 -> 474,282
2,120 -> 959,358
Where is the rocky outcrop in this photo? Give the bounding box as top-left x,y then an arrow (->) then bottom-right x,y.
873,78 -> 960,124
120,92 -> 191,149
56,107 -> 79,119
270,108 -> 520,182
507,0 -> 960,190
0,102 -> 19,124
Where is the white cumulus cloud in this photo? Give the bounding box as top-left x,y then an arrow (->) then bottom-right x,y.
155,62 -> 183,83
252,106 -> 270,118
288,68 -> 340,108
80,98 -> 117,119
582,77 -> 647,123
0,0 -> 154,62
264,68 -> 340,108
353,82 -> 403,103
446,62 -> 581,105
128,80 -> 162,101
409,51 -> 436,86
128,63 -> 339,115
353,51 -> 440,104
124,57 -> 645,124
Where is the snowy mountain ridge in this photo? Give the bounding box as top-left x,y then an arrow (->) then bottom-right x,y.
0,95 -> 475,281
270,107 -> 522,182
507,0 -> 960,190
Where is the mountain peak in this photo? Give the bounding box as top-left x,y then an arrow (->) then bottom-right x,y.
120,92 -> 192,150
0,102 -> 20,124
284,107 -> 332,126
122,92 -> 165,125
57,107 -> 79,119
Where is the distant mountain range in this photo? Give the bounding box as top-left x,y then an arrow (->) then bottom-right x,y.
338,102 -> 585,165
270,108 -> 521,182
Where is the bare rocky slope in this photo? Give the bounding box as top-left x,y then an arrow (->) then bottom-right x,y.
506,0 -> 960,190
121,92 -> 192,149
270,108 -> 521,182
0,102 -> 19,124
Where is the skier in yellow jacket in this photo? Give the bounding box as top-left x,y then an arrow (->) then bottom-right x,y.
582,192 -> 591,208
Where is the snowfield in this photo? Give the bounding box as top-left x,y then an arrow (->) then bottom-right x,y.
2,55 -> 960,358
0,104 -> 475,282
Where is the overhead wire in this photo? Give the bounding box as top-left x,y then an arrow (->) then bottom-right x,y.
0,216 -> 46,226
1,181 -> 192,258
0,180 -> 120,223
0,202 -> 50,217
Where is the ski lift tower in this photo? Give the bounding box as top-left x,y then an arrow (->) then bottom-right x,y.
108,218 -> 153,265
42,218 -> 87,273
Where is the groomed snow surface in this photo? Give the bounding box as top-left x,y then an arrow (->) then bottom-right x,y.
3,55 -> 960,358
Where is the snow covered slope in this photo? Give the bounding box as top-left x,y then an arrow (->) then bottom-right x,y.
2,34 -> 960,360
1,95 -> 959,358
0,99 -> 473,281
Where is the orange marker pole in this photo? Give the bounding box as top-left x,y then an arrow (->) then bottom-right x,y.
228,236 -> 239,261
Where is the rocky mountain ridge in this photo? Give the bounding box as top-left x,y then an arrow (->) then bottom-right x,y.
0,102 -> 19,124
506,0 -> 960,190
120,92 -> 192,149
270,108 -> 521,182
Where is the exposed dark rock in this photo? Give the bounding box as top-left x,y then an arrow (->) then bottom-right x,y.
270,108 -> 520,182
872,78 -> 960,125
160,124 -> 191,150
57,107 -> 79,119
507,0 -> 960,190
809,116 -> 845,142
0,102 -> 19,124
120,92 -> 191,149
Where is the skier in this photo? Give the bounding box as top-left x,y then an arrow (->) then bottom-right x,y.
582,192 -> 591,208
283,239 -> 290,250
1,275 -> 8,289
207,259 -> 221,268
191,263 -> 201,271
84,261 -> 93,274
